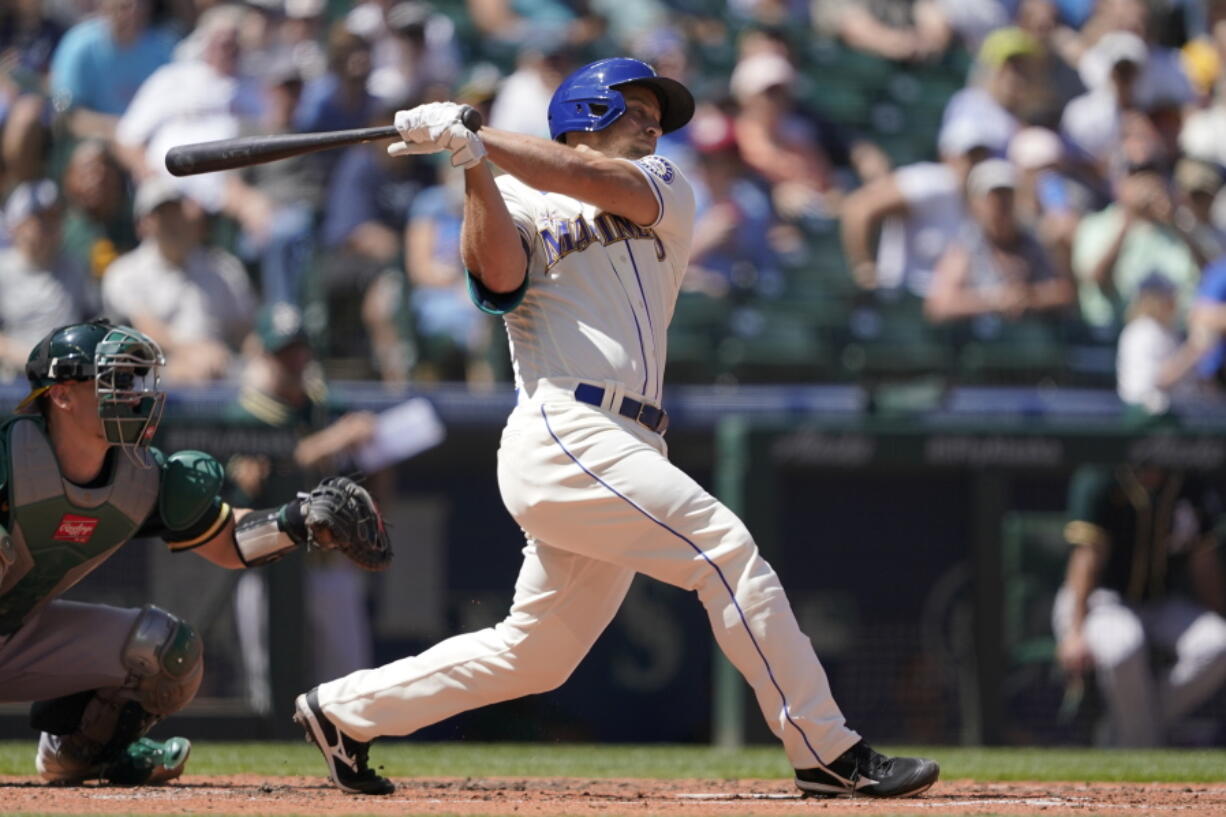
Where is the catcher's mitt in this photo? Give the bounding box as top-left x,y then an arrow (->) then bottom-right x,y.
303,476 -> 392,571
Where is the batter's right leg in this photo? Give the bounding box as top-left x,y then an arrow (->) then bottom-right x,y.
296,541 -> 634,793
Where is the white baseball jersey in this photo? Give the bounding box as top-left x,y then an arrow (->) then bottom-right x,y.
315,147 -> 861,773
475,154 -> 695,403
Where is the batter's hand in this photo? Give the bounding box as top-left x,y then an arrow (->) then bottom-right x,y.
394,101 -> 465,145
439,121 -> 486,169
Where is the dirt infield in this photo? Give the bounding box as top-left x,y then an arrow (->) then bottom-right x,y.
3,775 -> 1226,816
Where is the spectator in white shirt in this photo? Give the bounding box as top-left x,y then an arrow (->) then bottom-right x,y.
1116,273 -> 1204,414
840,116 -> 1003,297
1061,31 -> 1147,169
102,177 -> 256,384
0,179 -> 97,379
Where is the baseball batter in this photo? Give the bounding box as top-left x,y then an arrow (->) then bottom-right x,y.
293,58 -> 939,798
0,320 -> 390,786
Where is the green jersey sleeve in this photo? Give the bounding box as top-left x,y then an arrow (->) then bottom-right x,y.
1064,465 -> 1112,549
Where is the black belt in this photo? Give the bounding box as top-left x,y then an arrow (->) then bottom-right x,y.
574,383 -> 669,435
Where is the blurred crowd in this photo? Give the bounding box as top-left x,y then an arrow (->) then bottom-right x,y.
4,0 -> 1226,415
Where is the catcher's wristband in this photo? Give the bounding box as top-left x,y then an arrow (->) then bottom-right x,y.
233,499 -> 308,567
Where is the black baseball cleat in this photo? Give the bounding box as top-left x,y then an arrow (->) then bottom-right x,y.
293,688 -> 394,795
794,741 -> 939,798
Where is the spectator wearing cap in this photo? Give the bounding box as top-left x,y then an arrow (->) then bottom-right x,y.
224,302 -> 378,711
116,7 -> 318,311
1009,126 -> 1108,281
685,105 -> 782,299
926,159 -> 1072,325
487,43 -> 574,141
0,179 -> 97,377
364,2 -> 461,106
1116,272 -> 1205,414
1172,158 -> 1226,266
1076,0 -> 1194,114
941,27 -> 1042,159
113,5 -> 266,205
48,0 -> 176,144
1060,30 -> 1148,169
1072,158 -> 1201,331
102,177 -> 256,383
729,51 -> 840,221
812,0 -> 953,63
840,115 -> 1003,297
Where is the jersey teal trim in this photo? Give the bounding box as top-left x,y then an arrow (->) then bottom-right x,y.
467,270 -> 529,316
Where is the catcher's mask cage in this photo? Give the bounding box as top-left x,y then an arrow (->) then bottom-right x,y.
95,325 -> 166,461
18,321 -> 166,468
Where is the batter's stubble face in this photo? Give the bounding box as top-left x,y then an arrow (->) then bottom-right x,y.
569,85 -> 663,160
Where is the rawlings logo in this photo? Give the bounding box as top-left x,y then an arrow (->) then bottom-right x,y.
637,155 -> 675,184
53,514 -> 99,544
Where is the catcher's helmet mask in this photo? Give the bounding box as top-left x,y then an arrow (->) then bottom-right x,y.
18,319 -> 166,467
548,57 -> 695,142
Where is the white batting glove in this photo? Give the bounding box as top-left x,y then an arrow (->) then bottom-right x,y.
439,122 -> 486,169
394,102 -> 465,146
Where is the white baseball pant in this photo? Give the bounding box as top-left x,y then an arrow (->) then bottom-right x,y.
1054,586 -> 1226,746
317,379 -> 861,768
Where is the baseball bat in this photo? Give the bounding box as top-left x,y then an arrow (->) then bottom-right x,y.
164,105 -> 483,177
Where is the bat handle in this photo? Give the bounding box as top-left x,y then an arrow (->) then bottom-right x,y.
459,104 -> 484,133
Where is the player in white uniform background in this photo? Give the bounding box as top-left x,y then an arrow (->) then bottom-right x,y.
292,58 -> 940,799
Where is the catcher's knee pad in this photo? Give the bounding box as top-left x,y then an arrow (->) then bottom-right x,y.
121,605 -> 203,715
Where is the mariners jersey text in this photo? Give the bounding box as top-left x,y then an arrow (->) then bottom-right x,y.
538,213 -> 666,270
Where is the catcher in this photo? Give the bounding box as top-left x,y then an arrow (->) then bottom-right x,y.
0,319 -> 390,786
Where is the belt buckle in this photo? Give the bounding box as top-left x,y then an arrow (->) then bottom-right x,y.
631,400 -> 650,428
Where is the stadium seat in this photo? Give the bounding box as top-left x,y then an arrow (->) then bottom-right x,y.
837,294 -> 954,379
956,318 -> 1067,385
715,303 -> 828,383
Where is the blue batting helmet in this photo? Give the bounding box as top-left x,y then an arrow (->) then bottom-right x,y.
547,58 -> 695,141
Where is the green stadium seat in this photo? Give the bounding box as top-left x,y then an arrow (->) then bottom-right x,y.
715,304 -> 828,382
838,294 -> 954,378
668,291 -> 732,383
956,319 -> 1067,384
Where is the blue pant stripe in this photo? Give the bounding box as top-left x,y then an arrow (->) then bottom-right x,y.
540,405 -> 822,765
